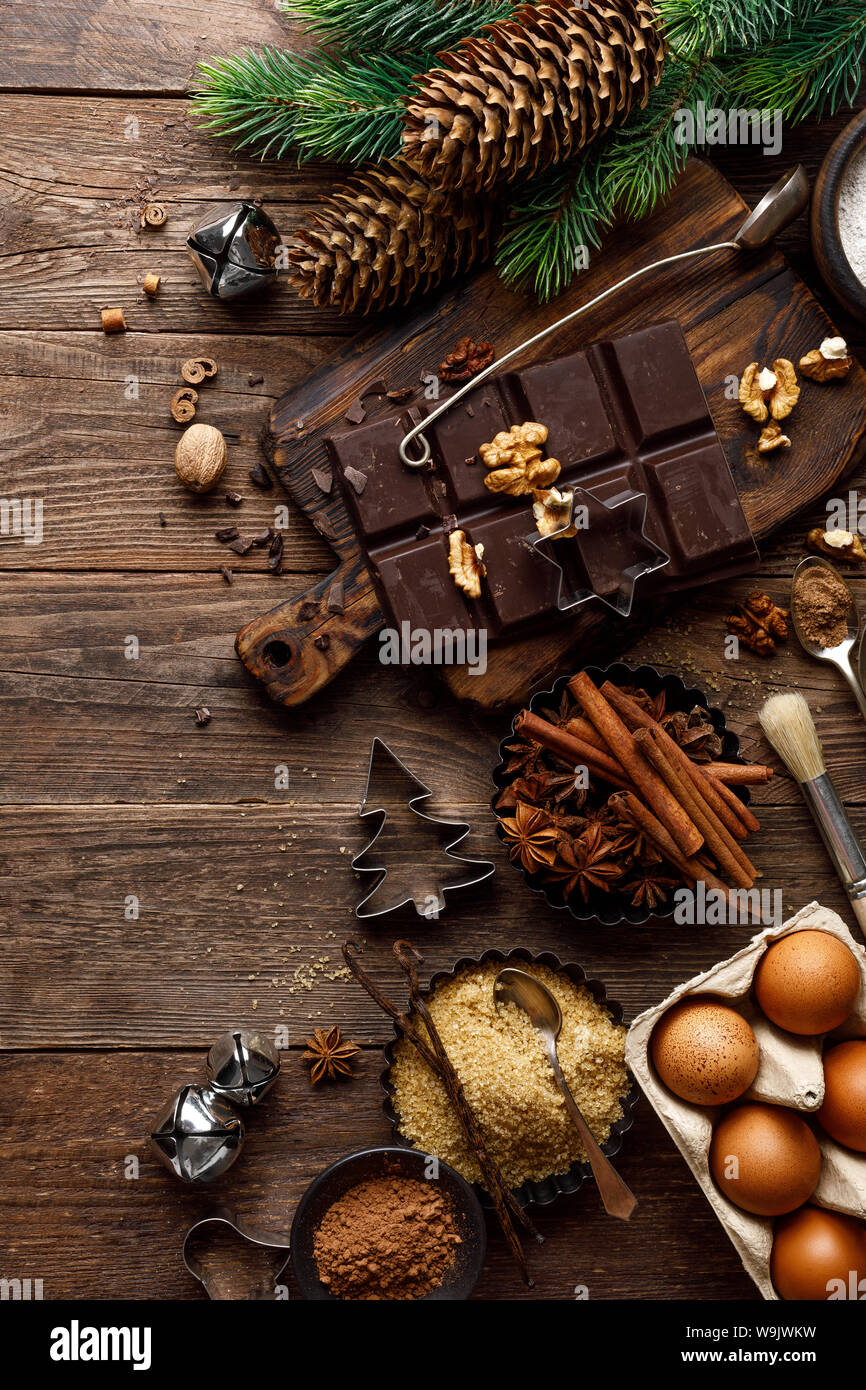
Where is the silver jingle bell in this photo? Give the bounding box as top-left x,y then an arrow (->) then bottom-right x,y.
206,1028 -> 281,1107
187,201 -> 281,299
150,1083 -> 244,1184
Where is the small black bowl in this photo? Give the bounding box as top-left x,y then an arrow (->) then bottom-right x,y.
491,661 -> 749,926
811,109 -> 866,323
381,946 -> 641,1209
290,1145 -> 487,1300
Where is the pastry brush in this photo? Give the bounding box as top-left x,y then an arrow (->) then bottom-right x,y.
759,690 -> 866,937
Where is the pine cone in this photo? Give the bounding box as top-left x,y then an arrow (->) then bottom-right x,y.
402,0 -> 666,192
286,158 -> 498,315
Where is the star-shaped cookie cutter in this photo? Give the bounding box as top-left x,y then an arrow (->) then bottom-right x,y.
352,737 -> 495,920
531,485 -> 670,619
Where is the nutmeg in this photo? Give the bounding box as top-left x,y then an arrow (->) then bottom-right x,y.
174,423 -> 228,494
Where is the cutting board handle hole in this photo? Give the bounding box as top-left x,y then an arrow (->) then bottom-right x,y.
263,639 -> 293,669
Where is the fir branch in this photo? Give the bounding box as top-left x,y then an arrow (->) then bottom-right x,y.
283,0 -> 516,53
191,47 -> 413,162
724,2 -> 866,121
657,0 -> 824,60
496,156 -> 613,302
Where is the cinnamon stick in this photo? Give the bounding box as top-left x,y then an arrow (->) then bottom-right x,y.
569,672 -> 704,857
609,792 -> 728,897
564,715 -> 610,753
634,728 -> 755,889
713,774 -> 761,834
514,710 -> 631,790
704,762 -> 773,785
599,680 -> 755,841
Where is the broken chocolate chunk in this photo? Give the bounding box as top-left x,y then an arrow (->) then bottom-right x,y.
344,399 -> 367,425
312,510 -> 339,541
194,706 -> 212,726
311,465 -> 333,494
326,579 -> 345,614
228,535 -> 255,556
268,531 -> 284,574
249,462 -> 274,490
415,523 -> 430,541
298,599 -> 319,621
225,491 -> 244,508
215,525 -> 239,544
313,634 -> 331,652
344,466 -> 368,495
248,373 -> 264,387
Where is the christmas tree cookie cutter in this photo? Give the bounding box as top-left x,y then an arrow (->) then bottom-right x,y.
531,485 -> 670,619
397,166 -> 810,468
352,736 -> 495,919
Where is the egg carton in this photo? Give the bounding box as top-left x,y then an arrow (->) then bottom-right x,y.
625,902 -> 866,1299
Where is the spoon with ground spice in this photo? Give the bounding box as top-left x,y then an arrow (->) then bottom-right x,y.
790,557 -> 866,721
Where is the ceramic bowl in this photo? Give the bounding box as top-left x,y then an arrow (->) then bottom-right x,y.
381,945 -> 641,1208
491,662 -> 748,926
812,108 -> 866,323
290,1144 -> 487,1300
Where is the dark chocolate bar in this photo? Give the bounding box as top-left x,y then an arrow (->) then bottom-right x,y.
325,320 -> 758,638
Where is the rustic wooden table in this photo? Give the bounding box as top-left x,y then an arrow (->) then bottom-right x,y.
1,4 -> 864,1302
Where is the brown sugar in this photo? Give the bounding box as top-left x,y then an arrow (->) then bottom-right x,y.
793,566 -> 851,649
313,1175 -> 461,1300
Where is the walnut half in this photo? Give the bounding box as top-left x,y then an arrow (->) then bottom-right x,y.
807,527 -> 866,563
739,359 -> 799,423
799,337 -> 853,382
448,529 -> 486,598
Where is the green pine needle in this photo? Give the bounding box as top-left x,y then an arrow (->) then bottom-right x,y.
191,47 -> 414,162
282,0 -> 516,53
657,0 -> 822,60
496,157 -> 614,302
725,2 -> 866,120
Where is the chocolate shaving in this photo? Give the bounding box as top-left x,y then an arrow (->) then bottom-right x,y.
249,528 -> 273,548
194,706 -> 212,726
344,399 -> 367,425
415,523 -> 430,540
313,634 -> 331,651
344,466 -> 368,495
158,512 -> 167,528
442,513 -> 458,534
268,532 -> 284,574
219,565 -> 233,585
313,511 -> 339,541
311,465 -> 333,494
225,491 -> 243,508
249,461 -> 274,490
386,386 -> 413,404
215,525 -> 239,544
326,580 -> 345,615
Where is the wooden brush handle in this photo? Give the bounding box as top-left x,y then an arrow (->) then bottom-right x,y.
235,556 -> 383,707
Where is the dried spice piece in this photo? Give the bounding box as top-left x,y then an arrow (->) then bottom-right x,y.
726,590 -> 788,656
499,802 -> 558,873
807,527 -> 866,563
799,337 -> 852,381
624,867 -> 677,910
249,461 -> 274,490
344,465 -> 368,495
448,529 -> 486,598
142,272 -> 161,298
215,525 -> 239,543
439,335 -> 495,383
101,307 -> 127,333
311,465 -> 333,494
326,579 -> 345,614
194,706 -> 212,726
302,1025 -> 361,1084
170,387 -> 198,423
268,530 -> 284,574
181,357 -> 218,385
670,709 -> 723,764
225,490 -> 243,507
141,202 -> 167,227
248,373 -> 264,387
550,826 -> 622,902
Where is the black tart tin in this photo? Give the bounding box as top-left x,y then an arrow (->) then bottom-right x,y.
291,1144 -> 487,1300
381,946 -> 641,1209
491,661 -> 749,927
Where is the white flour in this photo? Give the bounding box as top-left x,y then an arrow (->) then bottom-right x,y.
838,143 -> 866,287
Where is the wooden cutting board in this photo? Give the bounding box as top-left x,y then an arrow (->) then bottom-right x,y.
237,159 -> 866,711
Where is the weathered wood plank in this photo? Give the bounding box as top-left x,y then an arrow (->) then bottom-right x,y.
0,1051 -> 757,1300
0,799 -> 857,1047
0,1 -> 293,93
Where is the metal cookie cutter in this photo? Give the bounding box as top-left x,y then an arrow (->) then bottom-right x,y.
531,485 -> 670,619
352,737 -> 495,920
182,1207 -> 291,1300
397,166 -> 810,468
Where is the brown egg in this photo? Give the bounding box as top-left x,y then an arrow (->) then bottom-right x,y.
754,930 -> 861,1035
771,1206 -> 866,1300
650,997 -> 759,1106
709,1102 -> 821,1216
819,1040 -> 866,1152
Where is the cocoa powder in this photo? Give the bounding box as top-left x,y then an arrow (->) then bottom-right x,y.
313,1175 -> 461,1300
793,566 -> 851,649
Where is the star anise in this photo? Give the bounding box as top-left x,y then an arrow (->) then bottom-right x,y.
678,709 -> 722,763
624,869 -> 678,910
302,1026 -> 361,1084
580,802 -> 617,835
537,689 -> 576,730
622,684 -> 667,722
609,821 -> 662,867
501,738 -> 547,780
550,826 -> 623,902
499,801 -> 558,873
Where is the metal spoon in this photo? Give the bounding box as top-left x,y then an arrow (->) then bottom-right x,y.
790,555 -> 866,723
494,967 -> 637,1221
